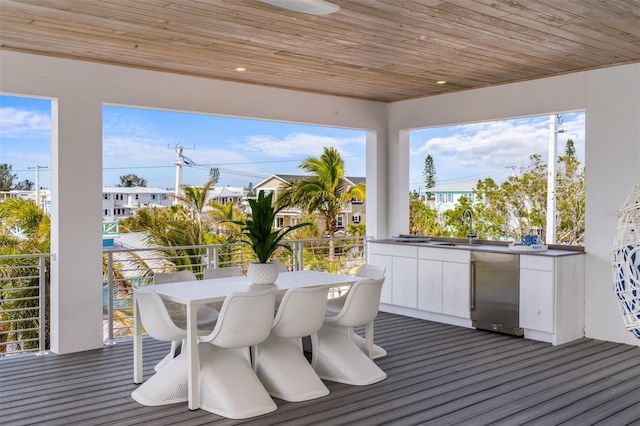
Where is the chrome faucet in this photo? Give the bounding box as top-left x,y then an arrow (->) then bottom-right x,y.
462,209 -> 477,244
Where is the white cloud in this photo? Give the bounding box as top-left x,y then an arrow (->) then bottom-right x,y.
0,107 -> 51,138
409,114 -> 585,189
244,132 -> 361,159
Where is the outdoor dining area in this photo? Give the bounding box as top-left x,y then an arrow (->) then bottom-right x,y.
131,265 -> 388,419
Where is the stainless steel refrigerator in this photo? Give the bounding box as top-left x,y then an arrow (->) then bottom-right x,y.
470,251 -> 523,336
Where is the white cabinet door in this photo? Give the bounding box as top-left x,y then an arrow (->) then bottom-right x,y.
392,256 -> 418,308
520,269 -> 554,333
418,259 -> 443,313
369,254 -> 393,304
442,261 -> 470,318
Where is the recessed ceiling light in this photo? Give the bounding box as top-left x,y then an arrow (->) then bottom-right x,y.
437,80 -> 447,84
235,67 -> 246,71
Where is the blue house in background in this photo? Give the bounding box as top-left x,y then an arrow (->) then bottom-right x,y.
426,182 -> 479,213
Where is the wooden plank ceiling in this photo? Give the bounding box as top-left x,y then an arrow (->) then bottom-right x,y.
1,0 -> 639,102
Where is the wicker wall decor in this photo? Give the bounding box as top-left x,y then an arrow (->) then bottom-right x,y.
612,183 -> 640,339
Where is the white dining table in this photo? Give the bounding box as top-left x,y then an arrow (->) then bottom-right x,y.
133,270 -> 359,410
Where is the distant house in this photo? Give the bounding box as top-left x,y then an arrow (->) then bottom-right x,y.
205,186 -> 246,206
102,187 -> 173,220
427,182 -> 479,213
0,190 -> 36,202
253,174 -> 365,234
1,189 -> 51,214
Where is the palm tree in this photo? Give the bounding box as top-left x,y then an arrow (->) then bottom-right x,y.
207,201 -> 244,235
276,147 -> 365,257
0,198 -> 51,353
172,180 -> 215,225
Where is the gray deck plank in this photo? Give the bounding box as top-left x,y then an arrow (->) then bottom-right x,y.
324,341 -> 623,425
2,312 -> 640,426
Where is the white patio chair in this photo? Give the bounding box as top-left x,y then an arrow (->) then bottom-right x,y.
197,288 -> 277,418
203,266 -> 243,279
153,270 -> 218,371
131,287 -> 207,406
272,261 -> 289,272
325,264 -> 387,359
253,285 -> 329,401
355,264 -> 386,280
312,277 -> 387,386
153,270 -> 197,284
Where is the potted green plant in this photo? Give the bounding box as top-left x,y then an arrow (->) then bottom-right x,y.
231,190 -> 310,284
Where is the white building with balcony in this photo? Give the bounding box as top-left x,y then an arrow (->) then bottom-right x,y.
102,187 -> 173,220
1,189 -> 52,214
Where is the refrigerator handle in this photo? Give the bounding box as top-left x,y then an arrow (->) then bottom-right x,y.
470,260 -> 476,312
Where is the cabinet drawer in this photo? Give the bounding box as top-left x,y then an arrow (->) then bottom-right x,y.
369,243 -> 417,258
520,255 -> 554,272
418,247 -> 470,263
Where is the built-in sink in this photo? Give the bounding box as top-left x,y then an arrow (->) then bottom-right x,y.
392,238 -> 475,248
419,241 -> 477,249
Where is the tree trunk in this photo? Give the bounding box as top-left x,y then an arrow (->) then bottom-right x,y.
326,214 -> 336,260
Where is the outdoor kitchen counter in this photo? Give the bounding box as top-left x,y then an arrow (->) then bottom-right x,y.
372,238 -> 584,256
369,239 -> 585,346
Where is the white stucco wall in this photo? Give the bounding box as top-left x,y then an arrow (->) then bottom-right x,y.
0,51 -> 388,354
388,63 -> 640,346
2,48 -> 639,350
584,65 -> 640,345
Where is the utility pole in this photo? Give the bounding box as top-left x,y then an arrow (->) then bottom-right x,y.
173,144 -> 196,205
28,165 -> 48,209
546,115 -> 558,244
174,145 -> 183,205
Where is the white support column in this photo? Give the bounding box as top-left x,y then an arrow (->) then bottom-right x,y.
386,129 -> 410,238
546,115 -> 558,244
50,96 -> 104,354
365,129 -> 388,238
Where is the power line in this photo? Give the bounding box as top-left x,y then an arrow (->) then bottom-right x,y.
102,154 -> 366,171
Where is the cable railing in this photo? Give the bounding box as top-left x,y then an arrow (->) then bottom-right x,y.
0,253 -> 50,357
0,236 -> 369,355
103,236 -> 369,344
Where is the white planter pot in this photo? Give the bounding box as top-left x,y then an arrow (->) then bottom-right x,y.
247,262 -> 280,285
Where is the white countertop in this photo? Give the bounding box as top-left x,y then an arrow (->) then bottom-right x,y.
372,239 -> 584,257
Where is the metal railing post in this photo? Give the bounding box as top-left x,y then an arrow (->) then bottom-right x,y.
105,252 -> 116,346
213,246 -> 219,268
37,255 -> 47,356
292,242 -> 298,271
206,246 -> 213,269
298,240 -> 304,271
365,236 -> 371,264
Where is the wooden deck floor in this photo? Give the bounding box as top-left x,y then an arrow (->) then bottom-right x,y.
3,312 -> 640,426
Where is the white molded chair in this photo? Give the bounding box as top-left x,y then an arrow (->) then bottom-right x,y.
197,288 -> 277,419
312,277 -> 387,386
131,287 -> 201,406
253,285 -> 329,401
325,264 -> 387,359
153,270 -> 218,371
356,264 -> 386,280
272,261 -> 289,272
154,270 -> 197,284
203,266 -> 243,279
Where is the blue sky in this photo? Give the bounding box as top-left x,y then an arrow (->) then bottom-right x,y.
0,94 -> 584,192
409,112 -> 585,192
